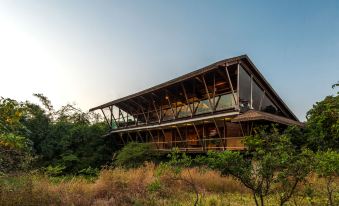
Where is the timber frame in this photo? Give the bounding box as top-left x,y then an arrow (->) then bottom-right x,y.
90,55 -> 302,152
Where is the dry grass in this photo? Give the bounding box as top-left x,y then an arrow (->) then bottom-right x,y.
0,164 -> 338,206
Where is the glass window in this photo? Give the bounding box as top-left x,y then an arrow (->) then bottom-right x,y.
216,93 -> 236,111
195,99 -> 212,114
252,80 -> 264,110
162,108 -> 175,121
239,66 -> 251,109
261,94 -> 277,114
177,104 -> 191,118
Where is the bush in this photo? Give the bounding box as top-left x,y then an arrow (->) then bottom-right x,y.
114,142 -> 159,168
78,166 -> 99,177
44,164 -> 66,176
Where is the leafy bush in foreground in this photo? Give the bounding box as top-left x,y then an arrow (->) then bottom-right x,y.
114,142 -> 160,168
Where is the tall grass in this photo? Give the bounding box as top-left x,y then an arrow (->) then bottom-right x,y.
0,163 -> 337,206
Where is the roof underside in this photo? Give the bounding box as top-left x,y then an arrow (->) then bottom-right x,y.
90,55 -> 299,121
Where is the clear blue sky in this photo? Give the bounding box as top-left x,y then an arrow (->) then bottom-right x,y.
0,0 -> 338,121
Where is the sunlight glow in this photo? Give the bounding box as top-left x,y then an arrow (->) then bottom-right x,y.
0,6 -> 70,107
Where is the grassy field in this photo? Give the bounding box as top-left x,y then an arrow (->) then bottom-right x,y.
0,163 -> 338,206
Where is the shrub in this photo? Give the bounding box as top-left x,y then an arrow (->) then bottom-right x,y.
114,142 -> 159,168
45,164 -> 66,176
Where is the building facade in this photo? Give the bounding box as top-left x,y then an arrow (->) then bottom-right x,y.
90,55 -> 302,152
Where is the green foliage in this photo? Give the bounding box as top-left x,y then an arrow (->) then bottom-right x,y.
77,166 -> 99,177
45,164 -> 66,176
115,142 -> 158,168
147,179 -> 162,193
199,126 -> 315,206
0,133 -> 33,173
0,98 -> 33,173
306,94 -> 339,151
315,150 -> 339,205
316,150 -> 339,177
0,98 -> 27,135
1,94 -> 113,175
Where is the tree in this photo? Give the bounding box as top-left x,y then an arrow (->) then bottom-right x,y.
199,126 -> 314,206
306,94 -> 339,151
315,150 -> 339,206
157,149 -> 200,206
0,98 -> 33,173
1,94 -> 113,175
0,133 -> 32,174
114,142 -> 158,168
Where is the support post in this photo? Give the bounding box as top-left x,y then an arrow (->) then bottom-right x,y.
181,82 -> 193,117
101,109 -> 111,128
225,64 -> 237,106
201,75 -> 214,114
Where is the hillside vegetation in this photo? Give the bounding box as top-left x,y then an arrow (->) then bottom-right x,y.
0,84 -> 338,206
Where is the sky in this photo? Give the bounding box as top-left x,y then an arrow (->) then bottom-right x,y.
0,0 -> 338,121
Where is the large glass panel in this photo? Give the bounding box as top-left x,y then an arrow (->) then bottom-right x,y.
216,93 -> 236,111
177,104 -> 191,118
162,108 -> 175,121
239,66 -> 251,110
195,99 -> 212,115
261,94 -> 278,114
252,80 -> 264,110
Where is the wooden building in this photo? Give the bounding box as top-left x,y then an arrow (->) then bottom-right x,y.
90,55 -> 302,152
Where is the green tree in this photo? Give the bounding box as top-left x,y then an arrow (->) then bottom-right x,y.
315,150 -> 339,206
306,93 -> 339,151
1,94 -> 113,175
199,126 -> 314,206
0,98 -> 33,173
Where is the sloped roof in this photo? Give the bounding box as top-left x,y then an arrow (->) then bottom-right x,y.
89,55 -> 299,121
231,110 -> 303,127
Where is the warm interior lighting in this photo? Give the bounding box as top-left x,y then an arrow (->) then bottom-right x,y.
216,82 -> 226,86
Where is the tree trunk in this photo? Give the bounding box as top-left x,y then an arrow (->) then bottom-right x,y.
260,194 -> 264,206
326,177 -> 334,206
253,192 -> 260,206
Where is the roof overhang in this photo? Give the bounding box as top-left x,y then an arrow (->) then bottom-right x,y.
89,55 -> 242,112
231,110 -> 304,127
89,54 -> 300,122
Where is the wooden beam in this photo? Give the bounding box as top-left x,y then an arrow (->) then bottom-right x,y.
119,133 -> 126,145
201,75 -> 214,114
225,64 -> 237,105
175,126 -> 184,142
181,82 -> 193,117
213,72 -> 216,111
109,106 -> 118,128
192,122 -> 202,150
127,132 -> 133,142
101,109 -> 111,128
165,90 -> 176,119
152,99 -> 161,123
213,118 -> 226,150
148,130 -> 158,149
